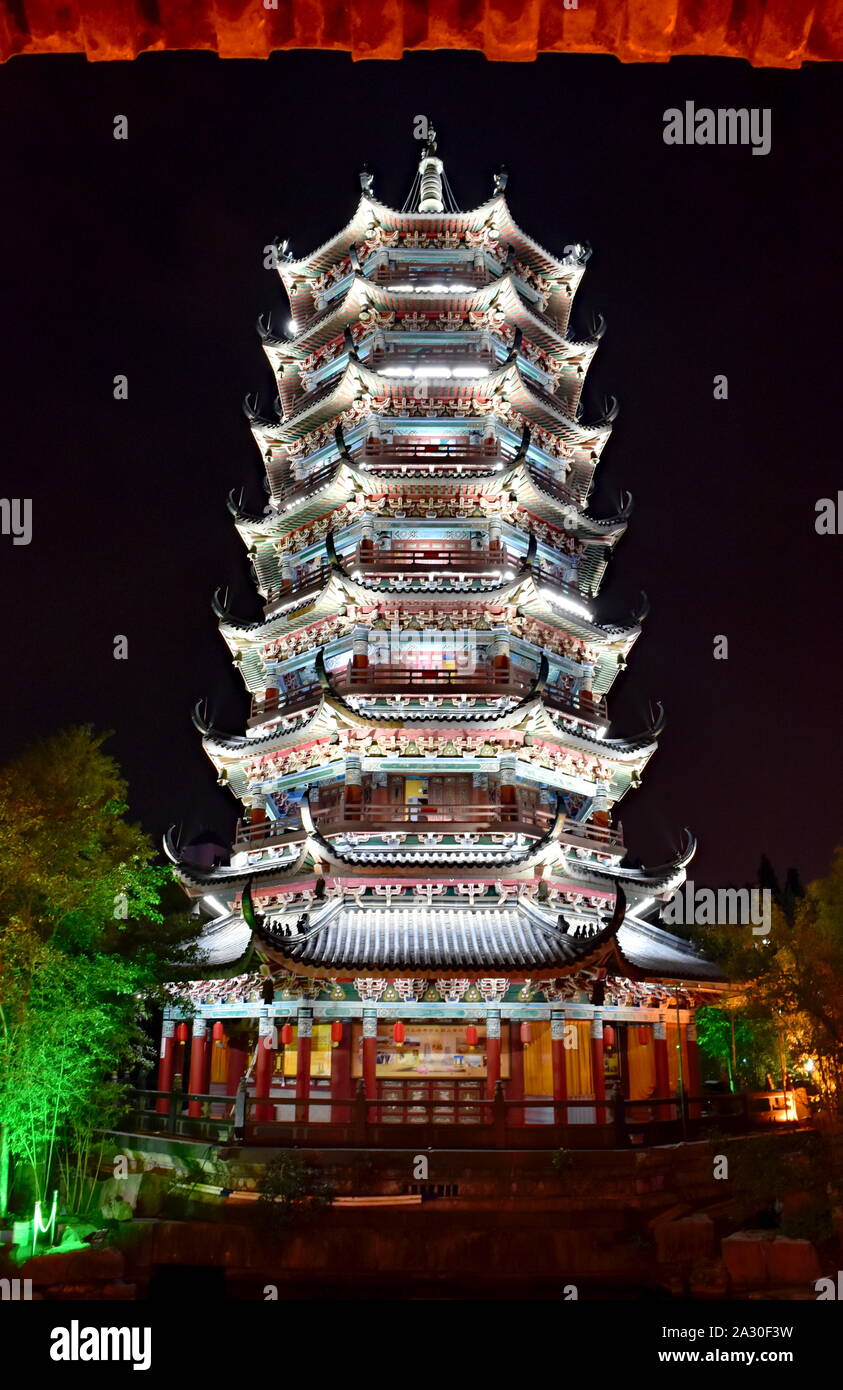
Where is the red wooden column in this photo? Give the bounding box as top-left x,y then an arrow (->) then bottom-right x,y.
202,1021 -> 218,1095
330,1020 -> 352,1122
485,1012 -> 501,1101
551,1010 -> 569,1124
619,1023 -> 633,1100
254,1016 -> 276,1122
155,1018 -> 176,1115
591,781 -> 610,830
590,1015 -> 607,1125
578,662 -> 595,715
295,1009 -> 313,1121
345,754 -> 363,819
499,754 -> 518,822
174,1023 -> 189,1090
351,624 -> 370,671
686,1017 -> 702,1118
362,1010 -> 378,1122
187,1017 -> 208,1118
359,524 -> 375,564
654,1017 -> 671,1120
490,627 -> 510,682
509,1021 -> 525,1125
225,1029 -> 249,1096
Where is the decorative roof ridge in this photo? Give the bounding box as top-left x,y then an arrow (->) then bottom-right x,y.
280,194 -> 588,285
492,276 -> 597,351
510,363 -> 614,439
194,696 -> 333,753
265,275 -> 370,355
580,491 -> 633,531
216,571 -> 350,636
611,916 -> 727,985
279,195 -> 372,278
280,194 -> 510,283
562,829 -> 697,892
495,197 -> 592,280
229,463 -> 354,535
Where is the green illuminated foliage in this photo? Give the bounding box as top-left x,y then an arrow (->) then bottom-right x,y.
0,727 -> 196,1217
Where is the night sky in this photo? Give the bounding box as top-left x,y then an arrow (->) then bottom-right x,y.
0,51 -> 840,889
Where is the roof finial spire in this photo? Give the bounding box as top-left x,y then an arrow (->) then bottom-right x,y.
417,123 -> 444,214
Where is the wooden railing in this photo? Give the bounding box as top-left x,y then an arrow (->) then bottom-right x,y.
346,662 -> 529,695
265,545 -> 519,602
249,664 -> 529,723
233,796 -> 624,851
265,562 -> 334,605
120,1084 -> 785,1152
354,545 -> 510,575
249,668 -> 608,728
249,681 -> 324,721
364,439 -> 497,460
233,797 -> 554,848
543,685 -> 608,725
370,343 -> 498,370
326,800 -> 554,830
527,461 -> 579,506
263,551 -> 584,603
373,264 -> 490,288
274,458 -> 340,506
268,443 -> 579,509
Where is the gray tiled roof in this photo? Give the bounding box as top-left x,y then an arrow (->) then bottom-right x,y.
196,899 -> 723,983
260,903 -> 609,972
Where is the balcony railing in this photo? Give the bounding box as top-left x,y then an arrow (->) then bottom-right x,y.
543,686 -> 608,727
364,438 -> 497,458
234,793 -> 624,853
345,662 -> 531,696
274,458 -> 340,507
354,544 -> 511,576
260,543 -> 584,602
264,545 -> 520,605
369,345 -> 499,376
248,666 -> 607,726
526,461 -> 578,506
373,264 -> 491,290
359,439 -> 502,472
264,562 -> 334,608
249,663 -> 529,725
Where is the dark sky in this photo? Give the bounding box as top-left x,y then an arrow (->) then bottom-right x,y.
0,50 -> 840,889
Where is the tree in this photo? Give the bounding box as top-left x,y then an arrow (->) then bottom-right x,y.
692,849 -> 843,1115
0,727 -> 196,1219
256,1152 -> 334,1227
695,1006 -> 780,1092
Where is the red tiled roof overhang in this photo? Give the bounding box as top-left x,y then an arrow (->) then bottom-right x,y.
0,0 -> 838,66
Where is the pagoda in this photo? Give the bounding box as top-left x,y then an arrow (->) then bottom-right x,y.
164,131 -> 724,1138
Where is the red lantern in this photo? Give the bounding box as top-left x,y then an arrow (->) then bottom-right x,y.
603,1025 -> 616,1048
280,1023 -> 293,1046
212,1021 -> 225,1044
393,1021 -> 406,1045
176,1023 -> 189,1043
331,1020 -> 344,1045
638,1025 -> 649,1046
520,1022 -> 532,1044
465,1025 -> 478,1047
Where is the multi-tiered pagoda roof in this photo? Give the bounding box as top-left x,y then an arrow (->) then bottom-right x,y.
169,134 -> 721,997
